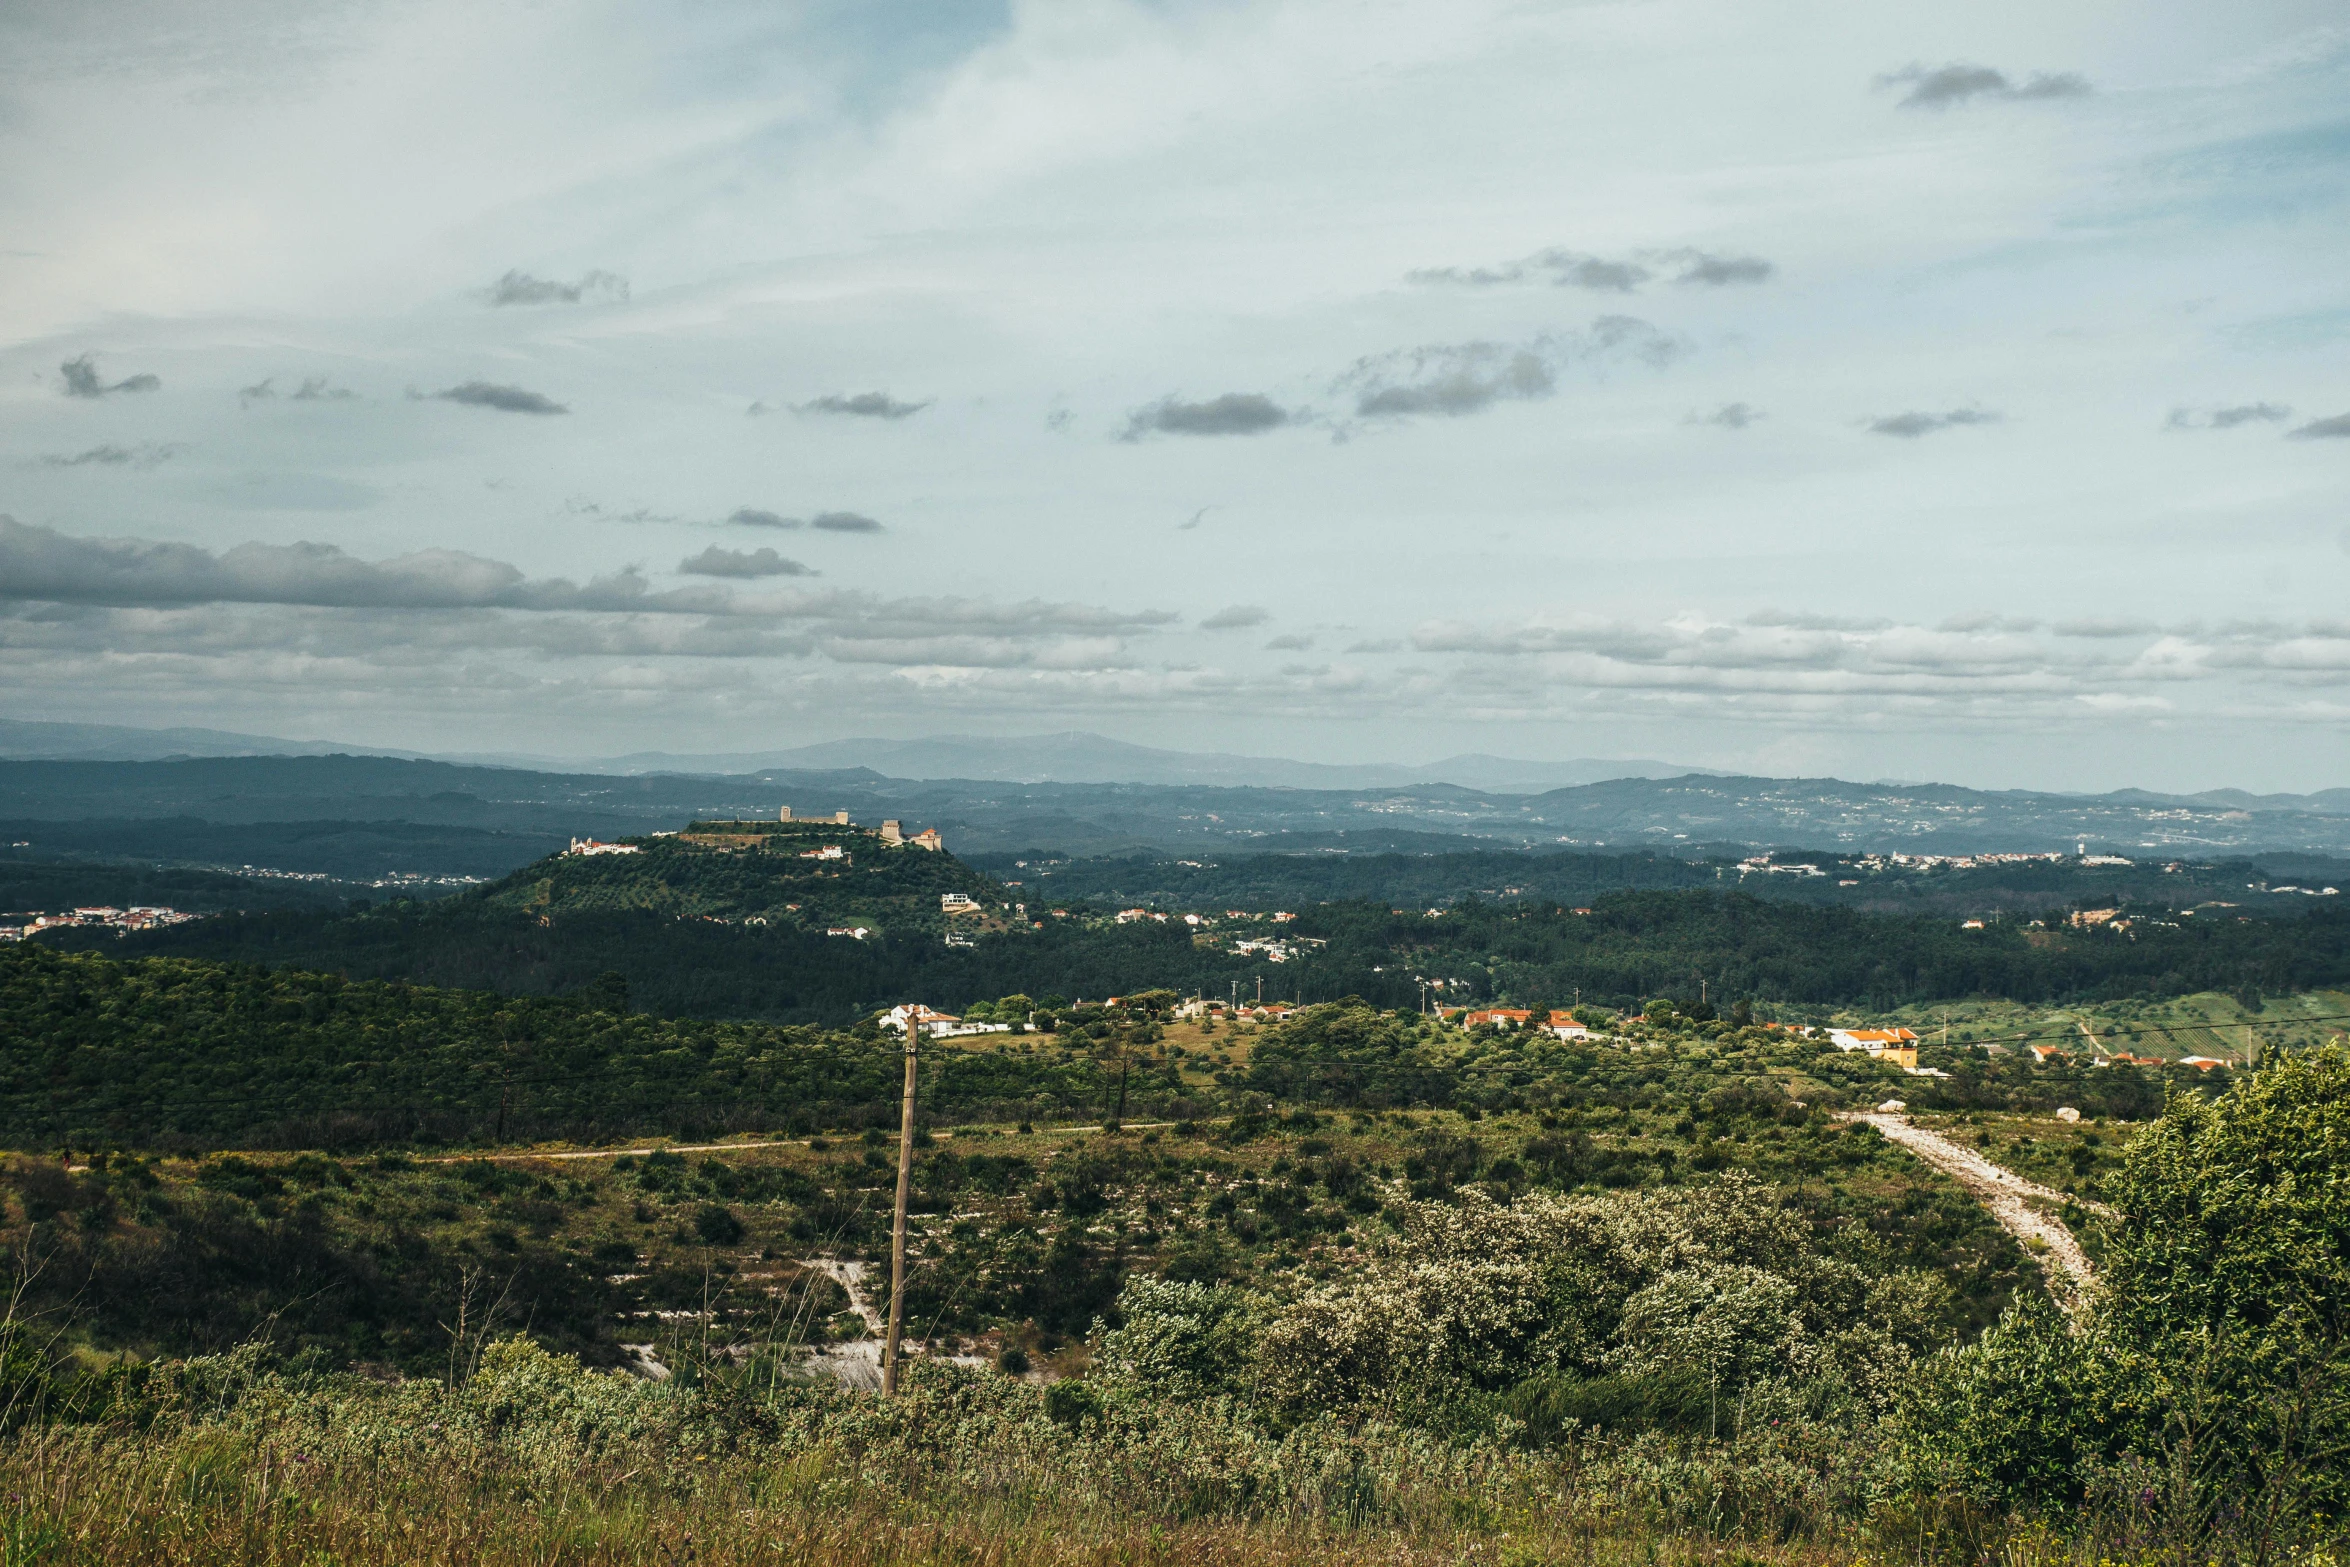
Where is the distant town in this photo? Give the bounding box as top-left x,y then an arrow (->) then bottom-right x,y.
0,905 -> 199,942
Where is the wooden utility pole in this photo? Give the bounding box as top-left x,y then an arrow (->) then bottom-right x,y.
881,1021 -> 919,1396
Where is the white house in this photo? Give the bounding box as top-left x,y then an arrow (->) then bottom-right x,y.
568,838 -> 640,856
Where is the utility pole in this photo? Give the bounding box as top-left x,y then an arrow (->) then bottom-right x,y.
882,1017 -> 919,1397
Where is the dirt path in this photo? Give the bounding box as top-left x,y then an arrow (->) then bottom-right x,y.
426,1121 -> 1185,1164
1845,1112 -> 2099,1312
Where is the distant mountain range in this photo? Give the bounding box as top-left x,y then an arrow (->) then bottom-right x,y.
0,719 -> 1700,792
0,718 -> 414,764
565,732 -> 1713,793
7,749 -> 2350,877
8,721 -> 2350,875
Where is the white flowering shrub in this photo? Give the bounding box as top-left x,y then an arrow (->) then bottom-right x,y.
1256,1172 -> 1949,1426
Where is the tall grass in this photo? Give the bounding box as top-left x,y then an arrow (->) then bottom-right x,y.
0,1336 -> 1881,1567
0,1423 -> 1895,1567
0,1338 -> 2336,1567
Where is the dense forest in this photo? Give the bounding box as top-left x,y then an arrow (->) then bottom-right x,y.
0,944 -> 1162,1149
60,864 -> 2350,1025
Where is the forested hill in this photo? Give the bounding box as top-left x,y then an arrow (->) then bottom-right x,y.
476,819 -> 1007,936
0,943 -> 1133,1149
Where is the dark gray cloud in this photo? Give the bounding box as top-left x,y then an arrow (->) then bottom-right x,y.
1411,248 -> 1650,291
1264,633 -> 1313,651
0,520 -> 1180,695
1879,63 -> 2092,109
0,516 -> 692,612
1409,245 -> 1771,292
36,443 -> 179,469
794,392 -> 931,419
1200,604 -> 1270,630
1694,402 -> 1764,429
1356,345 -> 1552,417
2288,413 -> 2350,440
431,381 -> 568,415
241,376 -> 358,407
59,355 -> 160,398
2168,403 -> 2292,430
1665,250 -> 1775,286
1867,408 -> 2002,438
1344,317 -> 1681,421
485,269 -> 629,306
721,508 -> 884,532
1122,393 -> 1291,440
679,545 -> 814,579
1547,254 -> 1649,291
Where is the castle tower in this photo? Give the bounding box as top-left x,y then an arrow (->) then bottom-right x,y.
779,805 -> 792,821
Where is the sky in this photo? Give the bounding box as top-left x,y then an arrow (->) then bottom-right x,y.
2,0 -> 2348,793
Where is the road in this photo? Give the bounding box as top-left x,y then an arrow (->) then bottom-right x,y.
426,1121 -> 1184,1163
1846,1112 -> 2100,1312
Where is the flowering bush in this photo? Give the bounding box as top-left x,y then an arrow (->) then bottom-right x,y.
1256,1174 -> 1947,1427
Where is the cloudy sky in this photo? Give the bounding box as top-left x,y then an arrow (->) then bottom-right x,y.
3,0 -> 2347,791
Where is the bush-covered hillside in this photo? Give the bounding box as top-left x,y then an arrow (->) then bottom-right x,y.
0,940 -> 2209,1149
0,1048 -> 2339,1566
0,944 -> 1160,1149
0,1082 -> 2033,1376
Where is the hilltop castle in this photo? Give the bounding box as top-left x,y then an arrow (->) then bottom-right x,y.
774,805 -> 942,851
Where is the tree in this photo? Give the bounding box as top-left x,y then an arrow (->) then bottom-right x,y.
1893,1043 -> 2350,1530
2100,1042 -> 2350,1525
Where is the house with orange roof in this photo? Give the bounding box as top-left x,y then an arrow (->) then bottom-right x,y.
1828,1026 -> 1920,1067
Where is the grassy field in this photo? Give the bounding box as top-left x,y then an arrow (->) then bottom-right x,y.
1804,988 -> 2350,1065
